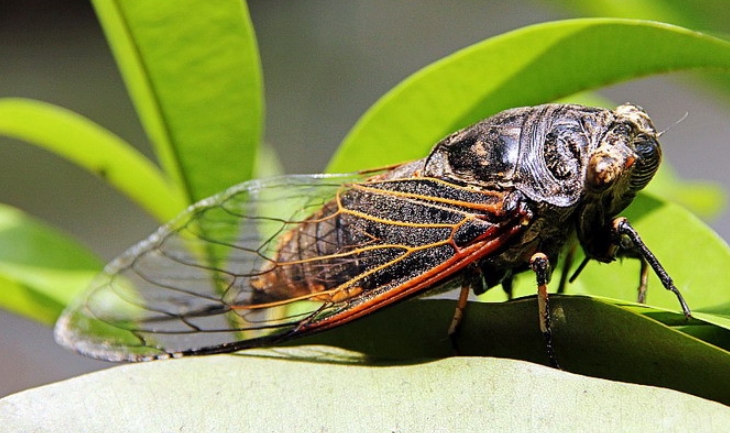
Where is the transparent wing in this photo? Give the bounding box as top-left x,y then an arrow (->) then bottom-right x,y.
54,173 -> 519,362
54,174 -> 367,361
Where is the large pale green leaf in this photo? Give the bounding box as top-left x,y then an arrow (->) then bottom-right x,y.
327,19 -> 730,172
2,354 -> 729,431
8,297 -> 730,428
0,204 -> 102,324
0,98 -> 184,223
92,0 -> 264,202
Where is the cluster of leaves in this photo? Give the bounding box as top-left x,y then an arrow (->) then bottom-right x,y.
2,0 -> 730,428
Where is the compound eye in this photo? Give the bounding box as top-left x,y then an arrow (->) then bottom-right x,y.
630,136 -> 661,191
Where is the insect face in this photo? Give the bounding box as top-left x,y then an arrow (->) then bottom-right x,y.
577,104 -> 662,263
585,104 -> 661,204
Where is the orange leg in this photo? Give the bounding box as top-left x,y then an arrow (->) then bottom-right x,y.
448,284 -> 471,354
530,252 -> 559,368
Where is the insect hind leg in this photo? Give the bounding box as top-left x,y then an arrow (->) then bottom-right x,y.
447,284 -> 471,354
447,267 -> 486,354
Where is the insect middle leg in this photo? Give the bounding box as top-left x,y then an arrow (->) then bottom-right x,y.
530,252 -> 560,368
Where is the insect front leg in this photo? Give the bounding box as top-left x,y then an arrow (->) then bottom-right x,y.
611,217 -> 692,319
529,252 -> 560,368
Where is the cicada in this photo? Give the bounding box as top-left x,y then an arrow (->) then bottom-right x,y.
54,103 -> 691,365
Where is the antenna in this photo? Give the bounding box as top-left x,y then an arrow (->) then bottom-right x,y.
657,111 -> 689,137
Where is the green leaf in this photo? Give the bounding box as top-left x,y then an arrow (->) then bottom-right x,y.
550,1 -> 730,109
2,354 -> 729,431
0,204 -> 102,324
327,19 -> 730,172
550,0 -> 689,25
0,98 -> 185,223
615,303 -> 730,354
550,0 -> 730,36
252,143 -> 285,179
92,0 -> 264,202
299,298 -> 730,405
645,164 -> 726,219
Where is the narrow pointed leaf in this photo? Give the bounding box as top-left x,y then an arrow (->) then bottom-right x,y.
0,98 -> 184,223
92,0 -> 264,202
0,204 -> 102,324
